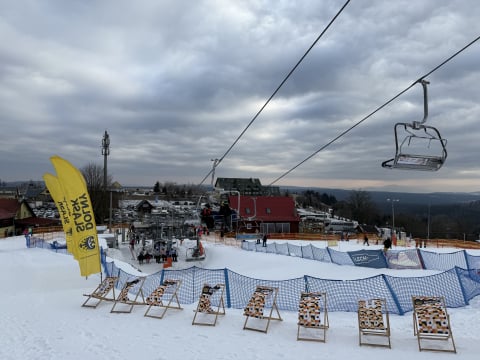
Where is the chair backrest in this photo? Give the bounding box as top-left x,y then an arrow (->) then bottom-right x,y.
358,298 -> 387,330
412,296 -> 450,335
146,279 -> 180,304
118,277 -> 144,302
243,285 -> 276,318
197,284 -> 223,312
163,279 -> 181,292
298,292 -> 326,327
95,277 -> 117,296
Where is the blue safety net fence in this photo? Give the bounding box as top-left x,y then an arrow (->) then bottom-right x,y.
102,261 -> 480,315
34,236 -> 480,315
241,240 -> 480,272
33,237 -> 70,254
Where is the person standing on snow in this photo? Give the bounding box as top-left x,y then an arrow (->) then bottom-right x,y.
262,234 -> 268,247
363,233 -> 369,246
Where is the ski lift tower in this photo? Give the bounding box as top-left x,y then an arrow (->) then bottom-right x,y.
101,130 -> 111,231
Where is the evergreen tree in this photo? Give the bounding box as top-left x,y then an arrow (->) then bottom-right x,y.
153,181 -> 161,193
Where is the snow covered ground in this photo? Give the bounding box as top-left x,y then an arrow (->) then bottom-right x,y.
1,234 -> 479,360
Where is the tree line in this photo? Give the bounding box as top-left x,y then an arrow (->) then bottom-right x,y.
296,189 -> 480,241
78,162 -> 480,241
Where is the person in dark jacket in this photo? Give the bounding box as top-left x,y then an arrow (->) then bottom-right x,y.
383,237 -> 392,252
363,234 -> 369,246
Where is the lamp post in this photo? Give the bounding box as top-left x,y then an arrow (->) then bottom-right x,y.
387,198 -> 399,246
102,130 -> 110,230
102,130 -> 110,191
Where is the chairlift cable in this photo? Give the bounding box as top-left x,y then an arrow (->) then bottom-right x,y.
198,0 -> 352,186
268,34 -> 480,186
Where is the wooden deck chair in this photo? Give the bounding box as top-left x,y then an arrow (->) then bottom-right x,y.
192,283 -> 226,326
412,296 -> 456,353
144,279 -> 183,319
243,285 -> 282,333
297,292 -> 329,342
357,298 -> 391,348
110,277 -> 146,314
82,276 -> 118,308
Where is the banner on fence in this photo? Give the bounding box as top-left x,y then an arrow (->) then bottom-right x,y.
348,249 -> 387,268
385,250 -> 423,269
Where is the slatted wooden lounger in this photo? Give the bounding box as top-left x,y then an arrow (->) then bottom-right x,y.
144,279 -> 183,319
412,296 -> 456,353
243,285 -> 282,333
192,283 -> 226,326
82,276 -> 118,308
357,298 -> 391,348
110,276 -> 146,314
297,291 -> 329,342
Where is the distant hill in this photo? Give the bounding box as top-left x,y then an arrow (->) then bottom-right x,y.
281,186 -> 480,206
282,186 -> 480,239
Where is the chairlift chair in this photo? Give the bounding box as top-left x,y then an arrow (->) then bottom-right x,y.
382,80 -> 447,171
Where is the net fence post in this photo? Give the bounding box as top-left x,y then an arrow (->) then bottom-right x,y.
224,268 -> 231,308
454,266 -> 470,306
382,274 -> 404,315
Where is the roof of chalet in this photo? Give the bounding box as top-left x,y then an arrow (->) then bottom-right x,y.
215,177 -> 280,196
0,198 -> 21,220
135,199 -> 154,211
227,195 -> 299,222
24,184 -> 46,199
0,198 -> 35,220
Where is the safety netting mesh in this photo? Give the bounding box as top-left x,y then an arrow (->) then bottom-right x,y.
274,242 -> 289,256
33,238 -> 70,254
419,249 -> 468,271
241,240 -> 479,273
305,274 -> 400,313
384,268 -> 468,313
226,270 -> 305,311
455,268 -> 480,300
287,243 -> 303,257
301,244 -> 314,260
104,260 -> 479,315
40,238 -> 480,315
327,248 -> 355,266
466,253 -> 480,269
311,246 -> 331,262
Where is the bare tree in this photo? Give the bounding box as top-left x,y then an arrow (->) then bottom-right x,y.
345,190 -> 379,225
80,163 -> 113,224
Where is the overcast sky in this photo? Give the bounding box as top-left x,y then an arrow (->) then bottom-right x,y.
1,0 -> 479,193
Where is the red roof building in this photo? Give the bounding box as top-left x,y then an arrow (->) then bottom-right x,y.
0,199 -> 59,237
228,195 -> 300,234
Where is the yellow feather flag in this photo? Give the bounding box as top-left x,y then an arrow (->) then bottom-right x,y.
49,156 -> 101,277
43,173 -> 78,259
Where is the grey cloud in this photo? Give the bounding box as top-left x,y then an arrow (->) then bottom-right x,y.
1,0 -> 479,193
